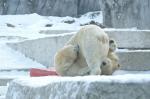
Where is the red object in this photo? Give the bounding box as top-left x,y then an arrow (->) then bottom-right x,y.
30,68 -> 59,77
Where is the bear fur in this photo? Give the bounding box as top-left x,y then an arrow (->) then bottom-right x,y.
54,25 -> 120,76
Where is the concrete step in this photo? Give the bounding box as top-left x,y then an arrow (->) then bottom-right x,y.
7,29 -> 150,70
6,75 -> 150,99
105,29 -> 150,49
36,29 -> 150,49
117,50 -> 150,70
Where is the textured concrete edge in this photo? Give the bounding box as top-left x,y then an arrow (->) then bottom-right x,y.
0,79 -> 13,86
6,76 -> 150,99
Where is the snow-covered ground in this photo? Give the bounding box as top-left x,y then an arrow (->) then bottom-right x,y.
0,11 -> 103,77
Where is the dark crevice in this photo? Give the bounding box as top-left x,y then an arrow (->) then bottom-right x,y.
104,2 -> 112,27
2,0 -> 6,14
77,0 -> 81,16
15,0 -> 21,14
41,0 -> 47,10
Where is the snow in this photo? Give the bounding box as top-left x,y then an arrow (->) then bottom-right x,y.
104,28 -> 150,31
12,74 -> 150,88
0,96 -> 5,99
0,11 -> 103,32
0,43 -> 45,70
116,48 -> 150,52
0,11 -> 103,77
0,71 -> 29,77
113,70 -> 150,75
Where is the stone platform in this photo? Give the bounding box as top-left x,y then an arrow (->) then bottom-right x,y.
6,75 -> 150,99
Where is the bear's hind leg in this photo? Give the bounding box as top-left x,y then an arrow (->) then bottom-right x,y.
54,44 -> 79,76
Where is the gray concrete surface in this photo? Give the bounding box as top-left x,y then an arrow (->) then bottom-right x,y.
7,34 -> 73,68
117,50 -> 150,71
0,78 -> 13,86
7,30 -> 150,70
6,76 -> 150,99
0,86 -> 7,98
105,29 -> 150,49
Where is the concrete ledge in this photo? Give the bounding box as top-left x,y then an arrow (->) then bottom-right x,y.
6,75 -> 150,99
105,29 -> 150,49
7,34 -> 73,67
117,50 -> 150,71
7,31 -> 150,70
38,29 -> 150,49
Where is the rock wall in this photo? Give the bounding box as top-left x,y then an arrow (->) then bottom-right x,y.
102,0 -> 150,29
1,0 -> 150,29
77,0 -> 101,15
1,0 -> 78,16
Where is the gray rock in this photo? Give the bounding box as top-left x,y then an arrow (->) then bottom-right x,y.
1,0 -> 150,29
6,76 -> 150,99
4,0 -> 32,14
77,0 -> 101,15
0,0 -> 5,14
3,0 -> 78,16
101,0 -> 150,29
34,0 -> 78,16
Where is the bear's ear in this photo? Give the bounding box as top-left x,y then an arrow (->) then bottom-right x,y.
102,62 -> 106,65
109,39 -> 117,52
102,61 -> 106,66
109,39 -> 114,44
118,64 -> 121,68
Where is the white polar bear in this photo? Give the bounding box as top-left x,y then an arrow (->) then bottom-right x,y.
54,40 -> 120,76
54,25 -> 110,76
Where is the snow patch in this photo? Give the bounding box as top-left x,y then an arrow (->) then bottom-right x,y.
12,74 -> 150,88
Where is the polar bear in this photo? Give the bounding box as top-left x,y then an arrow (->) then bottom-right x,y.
98,40 -> 119,75
55,44 -> 90,76
101,39 -> 120,75
55,25 -> 109,75
54,39 -> 120,76
101,50 -> 120,75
